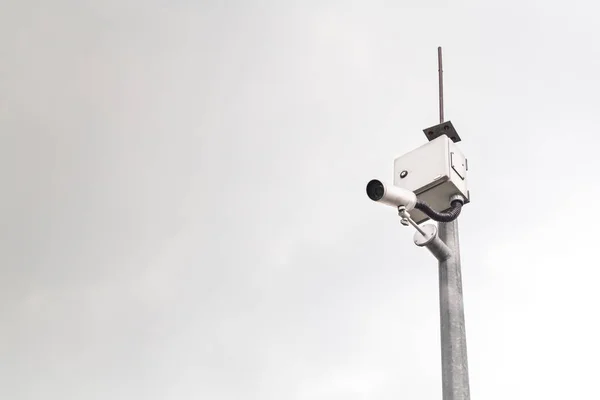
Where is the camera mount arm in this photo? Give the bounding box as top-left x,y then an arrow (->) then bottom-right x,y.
398,206 -> 453,262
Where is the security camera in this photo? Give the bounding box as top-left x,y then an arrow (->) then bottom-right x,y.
366,179 -> 417,210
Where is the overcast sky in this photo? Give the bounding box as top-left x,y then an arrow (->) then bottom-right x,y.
2,1 -> 600,399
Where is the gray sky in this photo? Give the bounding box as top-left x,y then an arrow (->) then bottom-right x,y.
2,1 -> 600,399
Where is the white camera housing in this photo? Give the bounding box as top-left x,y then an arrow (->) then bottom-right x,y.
393,135 -> 469,223
366,179 -> 417,210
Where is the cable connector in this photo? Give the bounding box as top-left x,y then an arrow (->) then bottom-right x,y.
414,194 -> 465,223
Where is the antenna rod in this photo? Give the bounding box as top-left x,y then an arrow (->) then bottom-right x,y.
438,46 -> 444,123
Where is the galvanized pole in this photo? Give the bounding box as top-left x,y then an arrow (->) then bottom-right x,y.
436,47 -> 471,400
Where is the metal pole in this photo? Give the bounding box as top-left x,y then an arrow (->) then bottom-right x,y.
437,47 -> 471,400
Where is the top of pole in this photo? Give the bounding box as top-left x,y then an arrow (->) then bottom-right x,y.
438,46 -> 444,124
423,47 -> 461,143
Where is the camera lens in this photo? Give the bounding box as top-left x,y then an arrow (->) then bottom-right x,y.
366,180 -> 385,201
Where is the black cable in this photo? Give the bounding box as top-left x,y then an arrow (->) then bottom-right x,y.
414,199 -> 463,222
